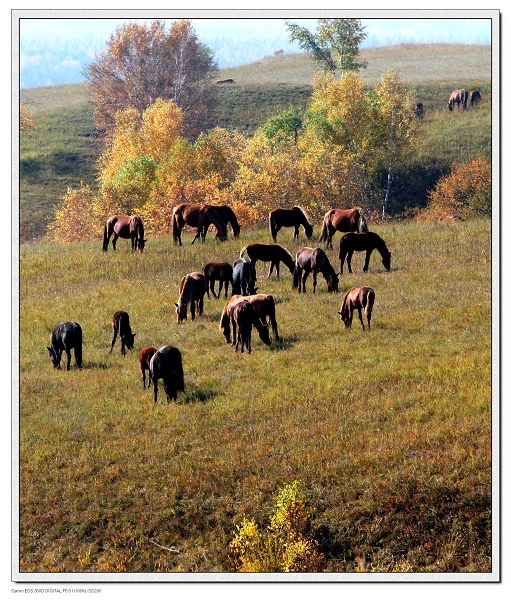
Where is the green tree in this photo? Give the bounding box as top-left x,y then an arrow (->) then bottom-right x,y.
286,19 -> 367,73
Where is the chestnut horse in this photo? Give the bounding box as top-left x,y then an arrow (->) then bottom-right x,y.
219,294 -> 279,343
269,206 -> 313,242
212,205 -> 241,237
109,310 -> 136,356
171,203 -> 228,245
149,345 -> 184,403
448,89 -> 468,111
318,208 -> 368,249
240,243 -> 295,278
339,286 -> 375,331
138,346 -> 157,389
103,215 -> 147,252
339,232 -> 391,274
293,247 -> 339,293
202,262 -> 233,299
175,272 -> 207,322
219,296 -> 271,353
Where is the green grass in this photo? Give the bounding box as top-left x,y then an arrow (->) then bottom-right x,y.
19,219 -> 491,573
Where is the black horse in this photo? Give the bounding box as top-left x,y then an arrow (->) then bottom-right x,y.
339,232 -> 391,274
202,262 -> 233,299
47,321 -> 82,370
232,259 -> 258,296
149,345 -> 185,403
269,206 -> 313,242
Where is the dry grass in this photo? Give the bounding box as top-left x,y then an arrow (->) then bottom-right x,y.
18,218 -> 491,573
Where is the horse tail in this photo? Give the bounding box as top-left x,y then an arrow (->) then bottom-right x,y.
172,209 -> 180,243
318,213 -> 328,242
102,223 -> 109,251
174,353 -> 185,394
365,288 -> 375,317
74,327 -> 83,368
269,211 -> 276,241
292,264 -> 300,289
239,245 -> 248,259
357,210 -> 368,233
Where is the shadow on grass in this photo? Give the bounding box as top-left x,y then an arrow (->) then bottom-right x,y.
270,334 -> 300,351
180,384 -> 222,404
80,361 -> 110,370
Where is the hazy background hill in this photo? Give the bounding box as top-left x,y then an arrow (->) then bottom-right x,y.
19,44 -> 491,241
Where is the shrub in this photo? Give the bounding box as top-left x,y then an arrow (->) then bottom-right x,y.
47,184 -> 104,242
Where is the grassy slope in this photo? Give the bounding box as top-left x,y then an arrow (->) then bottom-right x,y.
19,44 -> 491,241
19,219 -> 491,573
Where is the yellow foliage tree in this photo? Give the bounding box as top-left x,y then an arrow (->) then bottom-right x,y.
48,185 -> 103,243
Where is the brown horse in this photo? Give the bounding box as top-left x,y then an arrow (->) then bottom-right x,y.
172,203 -> 228,245
469,90 -> 482,107
202,262 -> 233,299
339,232 -> 391,274
103,215 -> 147,252
339,287 -> 375,331
438,215 -> 464,223
293,247 -> 339,293
175,272 -> 207,322
138,346 -> 157,389
219,294 -> 279,343
149,345 -> 184,403
318,208 -> 368,249
109,311 -> 136,356
448,89 -> 468,111
219,296 -> 271,353
212,205 -> 241,237
240,243 -> 295,278
269,206 -> 313,242
414,101 -> 425,119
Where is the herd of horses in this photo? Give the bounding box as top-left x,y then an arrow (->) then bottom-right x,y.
49,203 -> 394,402
448,88 -> 482,111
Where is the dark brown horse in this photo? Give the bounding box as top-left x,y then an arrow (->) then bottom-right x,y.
46,321 -> 82,370
172,203 -> 228,245
339,232 -> 391,274
339,286 -> 375,331
448,89 -> 468,111
149,345 -> 184,403
212,205 -> 241,237
138,346 -> 157,389
219,296 -> 271,353
109,310 -> 136,356
293,247 -> 339,293
240,243 -> 295,278
202,262 -> 233,299
103,215 -> 147,252
469,90 -> 482,107
269,206 -> 313,242
414,101 -> 425,119
219,294 -> 279,343
318,208 -> 368,249
175,272 -> 207,322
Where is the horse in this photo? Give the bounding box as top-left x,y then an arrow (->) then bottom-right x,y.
46,321 -> 82,370
171,203 -> 228,246
469,90 -> 482,107
175,272 -> 207,322
103,215 -> 147,252
219,296 -> 271,353
109,311 -> 136,356
293,247 -> 339,293
138,346 -> 157,389
414,101 -> 425,119
219,294 -> 279,343
232,259 -> 258,296
269,206 -> 313,242
202,262 -> 233,299
448,89 -> 468,111
212,205 -> 241,237
339,287 -> 375,331
438,215 -> 464,223
339,232 -> 391,274
149,345 -> 184,403
240,243 -> 295,278
318,208 -> 368,249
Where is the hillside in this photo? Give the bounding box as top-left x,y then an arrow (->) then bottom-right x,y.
19,44 -> 492,242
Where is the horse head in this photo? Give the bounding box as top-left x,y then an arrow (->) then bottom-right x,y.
382,252 -> 392,271
46,346 -> 61,368
327,272 -> 339,293
137,238 -> 147,252
305,223 -> 314,239
175,301 -> 187,323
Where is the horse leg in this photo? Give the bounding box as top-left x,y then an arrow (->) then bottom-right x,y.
112,233 -> 119,251
312,270 -> 317,293
367,309 -> 371,331
121,337 -> 126,357
294,225 -> 299,240
66,349 -> 72,371
215,280 -> 222,300
142,368 -> 146,389
268,262 -> 274,278
363,250 -> 373,273
190,301 -> 196,321
153,379 -> 158,403
191,229 -> 200,244
110,328 -> 118,353
347,251 -> 354,274
358,307 -> 365,331
224,279 -> 229,298
198,297 -> 204,317
302,271 -> 309,293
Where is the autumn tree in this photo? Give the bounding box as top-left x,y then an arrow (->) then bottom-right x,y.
286,19 -> 367,73
20,103 -> 36,132
85,19 -> 217,137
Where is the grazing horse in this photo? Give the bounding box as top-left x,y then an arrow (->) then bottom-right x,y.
175,272 -> 207,322
149,345 -> 184,403
46,321 -> 82,370
202,262 -> 233,299
470,90 -> 482,107
269,206 -> 313,242
138,346 -> 158,389
212,205 -> 241,237
219,294 -> 279,343
109,311 -> 135,356
293,247 -> 339,293
172,203 -> 228,245
232,259 -> 258,296
414,101 -> 425,119
103,215 -> 147,252
240,243 -> 295,278
219,296 -> 271,353
448,89 -> 468,111
339,232 -> 391,274
318,208 -> 368,249
339,287 -> 375,331
438,215 -> 464,223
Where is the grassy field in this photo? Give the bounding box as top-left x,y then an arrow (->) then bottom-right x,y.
19,44 -> 491,242
19,218 -> 491,573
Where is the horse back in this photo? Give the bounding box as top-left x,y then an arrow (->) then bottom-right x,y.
52,321 -> 81,348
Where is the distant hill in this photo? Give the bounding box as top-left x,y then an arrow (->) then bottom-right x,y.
19,45 -> 491,241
